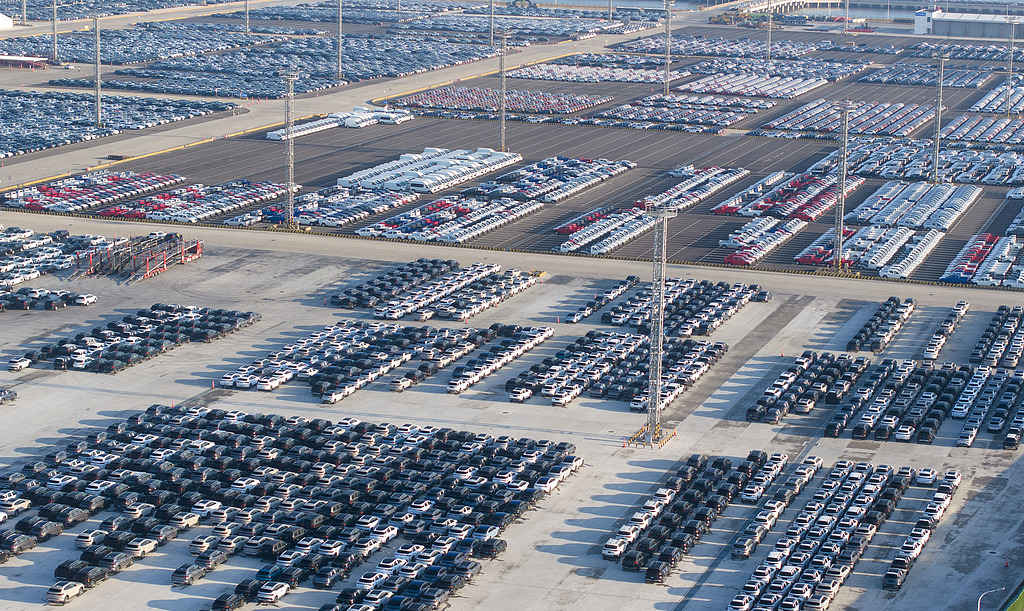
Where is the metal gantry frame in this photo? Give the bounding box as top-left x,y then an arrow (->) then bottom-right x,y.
645,205 -> 676,448
931,52 -> 949,184
94,16 -> 101,128
833,100 -> 857,269
1006,16 -> 1020,118
283,71 -> 299,230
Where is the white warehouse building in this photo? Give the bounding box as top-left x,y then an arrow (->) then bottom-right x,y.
915,8 -> 1023,38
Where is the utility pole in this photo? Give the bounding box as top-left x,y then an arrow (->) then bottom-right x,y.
489,0 -> 494,46
244,0 -> 250,34
931,53 -> 948,184
337,0 -> 343,81
498,31 -> 509,152
834,101 -> 857,270
608,0 -> 613,22
843,0 -> 849,34
51,0 -> 57,61
21,0 -> 26,26
283,72 -> 299,230
1006,16 -> 1020,117
645,203 -> 676,448
94,16 -> 101,128
663,0 -> 671,96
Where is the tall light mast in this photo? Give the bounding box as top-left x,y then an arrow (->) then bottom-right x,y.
498,31 -> 509,152
94,16 -> 102,127
833,101 -> 857,269
930,53 -> 948,184
663,0 -> 671,95
1006,16 -> 1020,118
645,203 -> 676,447
337,0 -> 344,81
283,71 -> 299,230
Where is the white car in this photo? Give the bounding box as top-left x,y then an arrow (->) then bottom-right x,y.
257,581 -> 290,603
46,581 -> 86,604
6,357 -> 30,372
75,294 -> 97,306
192,500 -> 222,517
125,538 -> 159,559
602,537 -> 627,559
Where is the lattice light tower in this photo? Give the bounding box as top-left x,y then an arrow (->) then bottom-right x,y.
21,0 -> 26,26
766,0 -> 772,64
663,0 -> 672,96
489,0 -> 494,47
337,0 -> 344,81
930,52 -> 949,185
283,71 -> 300,230
51,0 -> 57,61
645,204 -> 676,448
833,100 -> 857,269
1006,16 -> 1020,118
498,30 -> 510,152
93,16 -> 101,128
843,0 -> 850,34
244,0 -> 250,34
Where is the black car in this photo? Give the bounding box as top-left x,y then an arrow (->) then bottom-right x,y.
234,578 -> 267,601
621,550 -> 649,572
212,593 -> 245,611
336,587 -> 366,606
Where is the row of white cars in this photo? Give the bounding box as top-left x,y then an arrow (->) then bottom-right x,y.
844,181 -> 981,231
336,147 -> 523,194
508,64 -> 691,84
940,114 -> 1024,146
808,140 -> 1024,186
761,100 -> 935,138
675,73 -> 829,100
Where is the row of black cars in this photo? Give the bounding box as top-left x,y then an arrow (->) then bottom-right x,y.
0,287 -> 91,312
605,452 -> 790,581
0,404 -> 577,611
845,296 -> 915,354
565,276 -> 640,324
17,303 -> 260,373
329,258 -> 461,309
601,279 -> 760,338
747,351 -> 871,425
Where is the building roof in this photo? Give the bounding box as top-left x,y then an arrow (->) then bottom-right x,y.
933,11 -> 1019,23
